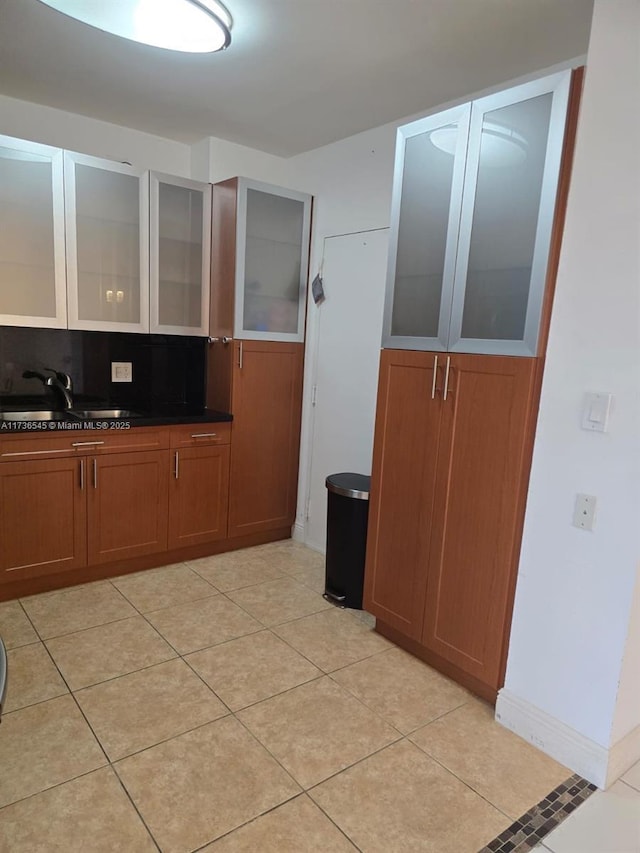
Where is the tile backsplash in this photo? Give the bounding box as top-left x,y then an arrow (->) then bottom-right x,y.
0,327 -> 206,411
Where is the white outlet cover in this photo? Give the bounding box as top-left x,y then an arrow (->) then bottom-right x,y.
111,362 -> 133,383
573,493 -> 597,531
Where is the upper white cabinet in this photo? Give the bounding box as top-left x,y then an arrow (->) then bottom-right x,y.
150,173 -> 211,336
0,135 -> 67,328
64,152 -> 150,333
235,179 -> 311,342
383,71 -> 572,356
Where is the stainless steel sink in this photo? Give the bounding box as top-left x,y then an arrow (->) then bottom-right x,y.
69,408 -> 142,419
0,410 -> 68,421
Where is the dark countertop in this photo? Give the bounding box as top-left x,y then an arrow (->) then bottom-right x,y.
0,400 -> 232,433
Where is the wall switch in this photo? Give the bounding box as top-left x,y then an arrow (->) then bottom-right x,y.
581,392 -> 612,432
573,493 -> 597,531
111,361 -> 133,383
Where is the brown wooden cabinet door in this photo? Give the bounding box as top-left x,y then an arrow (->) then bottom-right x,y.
0,457 -> 86,582
363,349 -> 444,640
168,444 -> 230,549
422,354 -> 537,689
87,450 -> 169,565
228,341 -> 304,538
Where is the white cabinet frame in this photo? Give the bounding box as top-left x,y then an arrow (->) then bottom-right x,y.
64,151 -> 150,333
235,178 -> 311,343
448,71 -> 571,357
149,172 -> 211,336
382,69 -> 572,357
0,135 -> 67,329
381,104 -> 471,352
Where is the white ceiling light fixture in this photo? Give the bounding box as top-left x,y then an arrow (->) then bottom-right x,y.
36,0 -> 233,53
430,122 -> 528,167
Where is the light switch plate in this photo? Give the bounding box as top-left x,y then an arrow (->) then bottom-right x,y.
111,362 -> 133,383
581,392 -> 612,432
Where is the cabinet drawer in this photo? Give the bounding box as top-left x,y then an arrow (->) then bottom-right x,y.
0,427 -> 170,461
170,423 -> 231,448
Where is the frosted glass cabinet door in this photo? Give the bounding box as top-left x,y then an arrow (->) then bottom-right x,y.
65,152 -> 149,332
382,105 -> 471,351
0,136 -> 67,328
150,173 -> 211,336
449,72 -> 571,356
235,179 -> 311,342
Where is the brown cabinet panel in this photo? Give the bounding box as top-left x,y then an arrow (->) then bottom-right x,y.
0,457 -> 86,581
421,354 -> 537,688
168,444 -> 230,549
228,341 -> 303,538
87,450 -> 169,565
364,349 -> 444,639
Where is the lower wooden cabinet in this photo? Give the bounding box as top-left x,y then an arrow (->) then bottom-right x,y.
364,349 -> 538,698
168,443 -> 230,549
0,424 -> 232,587
227,341 -> 304,538
87,450 -> 170,565
0,456 -> 86,582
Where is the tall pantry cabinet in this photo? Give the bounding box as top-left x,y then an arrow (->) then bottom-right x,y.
208,178 -> 311,539
364,69 -> 583,701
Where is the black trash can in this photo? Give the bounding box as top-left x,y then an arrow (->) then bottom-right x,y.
324,472 -> 371,609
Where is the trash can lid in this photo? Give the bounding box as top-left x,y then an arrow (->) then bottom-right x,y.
326,472 -> 370,500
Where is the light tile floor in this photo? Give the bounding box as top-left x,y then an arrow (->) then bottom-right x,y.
0,539 -> 601,852
534,775 -> 640,853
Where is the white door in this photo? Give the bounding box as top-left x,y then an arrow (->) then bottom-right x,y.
305,229 -> 388,552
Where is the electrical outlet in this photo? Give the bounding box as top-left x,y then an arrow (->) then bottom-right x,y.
573,493 -> 597,531
111,361 -> 133,383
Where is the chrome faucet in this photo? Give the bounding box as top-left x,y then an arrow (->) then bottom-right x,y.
23,369 -> 74,410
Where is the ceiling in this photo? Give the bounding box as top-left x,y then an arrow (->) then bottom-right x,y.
0,0 -> 594,157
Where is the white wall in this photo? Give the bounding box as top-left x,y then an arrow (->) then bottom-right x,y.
612,567 -> 640,743
0,94 -> 191,176
499,0 -> 640,780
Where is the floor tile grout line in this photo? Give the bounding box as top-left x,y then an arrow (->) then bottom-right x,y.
0,763 -> 113,814
301,795 -> 365,852
178,650 -> 239,715
408,737 -> 516,823
2,639 -> 70,716
402,696 -> 474,736
225,712 -> 307,796
108,766 -> 162,853
15,598 -> 47,644
30,611 -> 142,643
190,791 -> 363,853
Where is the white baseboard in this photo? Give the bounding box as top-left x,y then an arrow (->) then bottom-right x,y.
292,521 -> 306,542
607,723 -> 640,787
496,689 -> 608,788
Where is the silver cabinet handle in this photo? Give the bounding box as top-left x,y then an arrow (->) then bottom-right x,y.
431,355 -> 439,400
79,458 -> 84,490
238,341 -> 243,370
174,451 -> 179,479
72,441 -> 105,447
443,356 -> 451,401
92,458 -> 97,489
223,336 -> 233,344
190,432 -> 217,439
